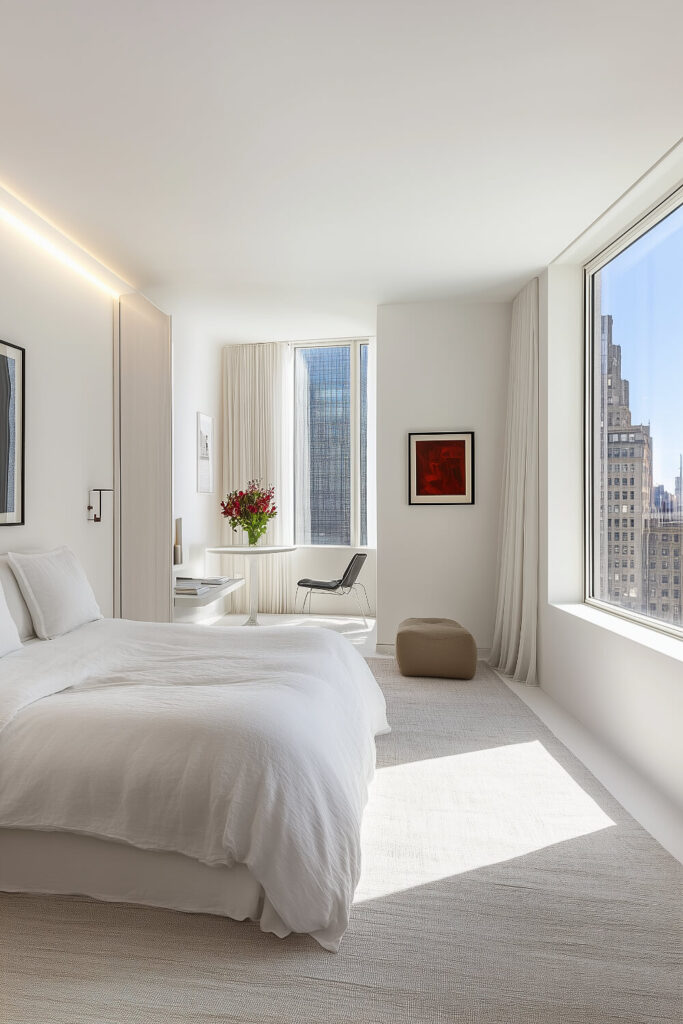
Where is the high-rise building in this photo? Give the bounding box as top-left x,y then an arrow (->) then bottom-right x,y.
653,484 -> 674,513
642,515 -> 682,626
600,316 -> 653,614
295,345 -> 351,545
599,316 -> 682,627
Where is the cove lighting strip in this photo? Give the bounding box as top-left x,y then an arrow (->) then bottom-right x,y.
0,206 -> 121,298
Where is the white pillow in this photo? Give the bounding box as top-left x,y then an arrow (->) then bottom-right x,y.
8,547 -> 102,640
0,554 -> 35,641
0,580 -> 22,657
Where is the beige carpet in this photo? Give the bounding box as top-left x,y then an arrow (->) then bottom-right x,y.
1,659 -> 681,1024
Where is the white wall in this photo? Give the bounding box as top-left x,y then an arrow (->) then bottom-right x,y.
537,147 -> 683,812
170,309 -> 225,586
376,300 -> 511,649
0,214 -> 115,613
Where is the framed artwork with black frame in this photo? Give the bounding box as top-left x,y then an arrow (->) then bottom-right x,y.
0,339 -> 25,526
409,431 -> 474,505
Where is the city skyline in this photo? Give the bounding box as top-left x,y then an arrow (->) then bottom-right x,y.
598,202 -> 683,491
598,316 -> 681,628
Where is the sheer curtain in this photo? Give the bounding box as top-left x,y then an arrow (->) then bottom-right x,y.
221,342 -> 293,613
490,278 -> 539,685
294,350 -> 311,543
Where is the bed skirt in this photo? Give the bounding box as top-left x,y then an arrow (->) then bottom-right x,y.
0,828 -> 292,940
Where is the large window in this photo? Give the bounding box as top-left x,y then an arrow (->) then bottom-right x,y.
586,193 -> 683,636
294,340 -> 372,546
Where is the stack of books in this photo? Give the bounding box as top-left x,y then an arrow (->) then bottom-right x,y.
174,578 -> 210,597
174,576 -> 235,597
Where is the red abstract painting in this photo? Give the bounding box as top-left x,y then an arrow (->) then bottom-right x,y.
415,439 -> 466,496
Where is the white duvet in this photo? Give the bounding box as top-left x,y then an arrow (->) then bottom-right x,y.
0,619 -> 389,950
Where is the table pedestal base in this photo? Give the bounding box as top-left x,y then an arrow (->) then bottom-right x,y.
243,557 -> 260,626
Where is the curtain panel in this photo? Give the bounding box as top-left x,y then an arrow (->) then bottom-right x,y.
221,342 -> 294,613
490,277 -> 539,685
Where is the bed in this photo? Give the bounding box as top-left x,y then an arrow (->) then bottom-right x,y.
0,556 -> 389,951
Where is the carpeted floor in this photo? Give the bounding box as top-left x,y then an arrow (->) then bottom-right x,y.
1,659 -> 681,1024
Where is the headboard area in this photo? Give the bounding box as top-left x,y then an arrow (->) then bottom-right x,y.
0,554 -> 35,641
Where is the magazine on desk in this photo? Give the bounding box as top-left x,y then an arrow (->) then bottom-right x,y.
174,576 -> 238,596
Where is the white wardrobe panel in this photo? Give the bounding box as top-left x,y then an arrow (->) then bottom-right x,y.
117,293 -> 172,622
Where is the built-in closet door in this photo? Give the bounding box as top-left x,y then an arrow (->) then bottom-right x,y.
115,293 -> 172,621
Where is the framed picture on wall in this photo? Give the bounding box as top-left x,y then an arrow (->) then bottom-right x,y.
408,431 -> 474,505
197,412 -> 214,493
0,339 -> 25,526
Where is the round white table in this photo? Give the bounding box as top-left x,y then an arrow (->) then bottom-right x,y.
206,546 -> 296,626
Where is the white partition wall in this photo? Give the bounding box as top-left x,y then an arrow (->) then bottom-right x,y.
116,293 -> 172,621
376,300 -> 511,651
0,202 -> 115,613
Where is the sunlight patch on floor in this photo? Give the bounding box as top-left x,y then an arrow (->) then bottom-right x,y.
355,740 -> 615,902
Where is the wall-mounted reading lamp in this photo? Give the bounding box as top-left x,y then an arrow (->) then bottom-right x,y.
87,488 -> 114,523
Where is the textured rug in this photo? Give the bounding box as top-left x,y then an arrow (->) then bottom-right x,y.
1,659 -> 681,1024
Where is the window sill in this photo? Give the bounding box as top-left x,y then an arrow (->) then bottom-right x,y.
294,544 -> 376,552
552,602 -> 683,662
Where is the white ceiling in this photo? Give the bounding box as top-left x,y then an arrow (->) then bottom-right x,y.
1,0 -> 682,332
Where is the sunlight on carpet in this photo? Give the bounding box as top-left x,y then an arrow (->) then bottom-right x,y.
355,740 -> 615,902
2,658 -> 679,1024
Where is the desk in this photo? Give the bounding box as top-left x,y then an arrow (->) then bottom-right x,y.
173,577 -> 245,609
206,546 -> 296,626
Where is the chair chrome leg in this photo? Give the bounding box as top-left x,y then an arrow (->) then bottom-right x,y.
357,582 -> 372,617
353,585 -> 368,628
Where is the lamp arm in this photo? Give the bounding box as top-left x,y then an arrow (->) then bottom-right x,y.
87,488 -> 114,523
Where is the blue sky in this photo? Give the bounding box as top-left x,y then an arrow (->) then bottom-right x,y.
600,202 -> 683,492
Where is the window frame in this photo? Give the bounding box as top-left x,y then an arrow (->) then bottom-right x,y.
583,185 -> 683,640
292,337 -> 374,548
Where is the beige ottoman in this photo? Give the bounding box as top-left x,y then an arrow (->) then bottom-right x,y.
396,617 -> 477,680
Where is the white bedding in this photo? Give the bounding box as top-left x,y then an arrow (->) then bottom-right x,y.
0,619 -> 389,950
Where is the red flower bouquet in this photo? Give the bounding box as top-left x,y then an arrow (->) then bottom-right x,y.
220,480 -> 277,546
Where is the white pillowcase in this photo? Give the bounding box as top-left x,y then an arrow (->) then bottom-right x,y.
0,554 -> 35,641
8,547 -> 102,640
0,580 -> 22,657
